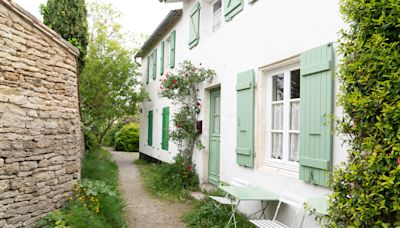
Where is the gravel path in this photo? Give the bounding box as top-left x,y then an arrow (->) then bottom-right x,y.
109,149 -> 191,228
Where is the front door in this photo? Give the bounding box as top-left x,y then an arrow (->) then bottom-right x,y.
208,88 -> 221,185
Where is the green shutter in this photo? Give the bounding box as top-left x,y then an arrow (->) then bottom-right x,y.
236,69 -> 255,168
161,107 -> 170,150
248,0 -> 257,3
152,49 -> 157,80
170,30 -> 176,68
189,2 -> 200,49
224,0 -> 244,21
160,41 -> 164,75
146,56 -> 150,84
299,43 -> 334,187
147,110 -> 153,146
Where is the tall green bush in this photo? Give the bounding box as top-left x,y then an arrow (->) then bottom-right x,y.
328,0 -> 400,226
115,123 -> 140,152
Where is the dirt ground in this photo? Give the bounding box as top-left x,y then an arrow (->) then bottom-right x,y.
109,150 -> 191,228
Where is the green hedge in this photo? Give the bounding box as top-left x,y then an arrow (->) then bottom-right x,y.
115,123 -> 139,152
327,0 -> 400,227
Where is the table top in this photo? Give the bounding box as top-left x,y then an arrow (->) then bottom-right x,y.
306,197 -> 328,215
219,185 -> 280,201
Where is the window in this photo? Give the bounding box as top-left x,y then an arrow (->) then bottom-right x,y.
213,0 -> 222,32
266,65 -> 300,170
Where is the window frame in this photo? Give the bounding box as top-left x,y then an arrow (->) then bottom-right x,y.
263,61 -> 301,173
164,36 -> 171,70
212,0 -> 222,33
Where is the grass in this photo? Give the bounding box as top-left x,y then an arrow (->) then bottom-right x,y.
37,147 -> 127,228
183,197 -> 256,228
134,158 -> 199,202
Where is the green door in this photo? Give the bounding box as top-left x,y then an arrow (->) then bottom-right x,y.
208,88 -> 221,185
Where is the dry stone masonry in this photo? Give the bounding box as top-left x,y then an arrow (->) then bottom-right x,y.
0,0 -> 84,227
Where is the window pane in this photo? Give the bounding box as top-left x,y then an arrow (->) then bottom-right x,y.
272,74 -> 284,101
214,116 -> 220,134
272,103 -> 283,130
290,101 -> 300,130
213,0 -> 222,12
290,69 -> 300,99
214,95 -> 220,115
271,133 -> 283,159
289,133 -> 299,162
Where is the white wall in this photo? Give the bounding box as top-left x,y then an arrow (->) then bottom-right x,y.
139,0 -> 346,226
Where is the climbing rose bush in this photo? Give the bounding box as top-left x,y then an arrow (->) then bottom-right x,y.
326,0 -> 400,227
159,60 -> 215,164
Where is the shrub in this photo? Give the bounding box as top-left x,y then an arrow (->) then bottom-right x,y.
135,155 -> 199,201
327,0 -> 400,227
102,121 -> 124,147
183,198 -> 255,228
115,123 -> 140,152
83,128 -> 99,150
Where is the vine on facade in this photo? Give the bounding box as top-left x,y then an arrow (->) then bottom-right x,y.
159,60 -> 215,164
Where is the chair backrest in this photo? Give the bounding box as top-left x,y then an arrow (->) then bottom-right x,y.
272,196 -> 305,228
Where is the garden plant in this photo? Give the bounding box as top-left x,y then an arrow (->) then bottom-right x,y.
327,0 -> 400,226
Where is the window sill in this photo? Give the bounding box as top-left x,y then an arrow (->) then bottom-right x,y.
258,161 -> 299,178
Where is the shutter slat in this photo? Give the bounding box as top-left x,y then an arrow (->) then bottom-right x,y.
189,2 -> 200,48
224,0 -> 244,21
299,43 -> 334,187
236,69 -> 255,168
170,30 -> 176,68
160,41 -> 164,75
161,107 -> 169,150
152,49 -> 157,80
146,56 -> 150,84
148,111 -> 153,146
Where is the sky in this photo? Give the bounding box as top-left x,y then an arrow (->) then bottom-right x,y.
13,0 -> 182,38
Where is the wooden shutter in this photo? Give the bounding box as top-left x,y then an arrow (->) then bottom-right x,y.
189,2 -> 200,49
147,110 -> 153,146
161,107 -> 170,150
224,0 -> 244,21
170,30 -> 176,68
152,49 -> 157,80
236,69 -> 255,168
160,41 -> 164,75
299,43 -> 334,187
146,56 -> 150,84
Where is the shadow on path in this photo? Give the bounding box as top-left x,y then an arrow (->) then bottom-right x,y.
107,148 -> 191,228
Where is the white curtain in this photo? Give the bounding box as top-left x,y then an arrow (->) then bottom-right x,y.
272,133 -> 283,159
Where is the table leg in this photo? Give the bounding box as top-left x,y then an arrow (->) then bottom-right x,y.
226,200 -> 240,228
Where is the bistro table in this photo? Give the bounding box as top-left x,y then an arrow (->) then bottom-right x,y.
218,185 -> 280,228
305,196 -> 328,215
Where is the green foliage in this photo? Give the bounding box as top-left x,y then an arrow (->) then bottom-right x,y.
80,2 -> 146,145
40,0 -> 88,71
135,155 -> 199,201
159,61 -> 215,164
327,0 -> 400,227
183,199 -> 255,228
102,121 -> 124,147
37,148 -> 127,227
83,128 -> 99,150
115,123 -> 140,152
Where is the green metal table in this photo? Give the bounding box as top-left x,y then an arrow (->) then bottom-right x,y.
305,196 -> 328,215
218,186 -> 280,228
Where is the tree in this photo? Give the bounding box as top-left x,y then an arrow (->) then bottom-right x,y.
40,0 -> 89,71
79,1 -> 146,144
327,0 -> 400,226
159,61 -> 215,164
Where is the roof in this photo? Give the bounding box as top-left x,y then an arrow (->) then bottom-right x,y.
135,9 -> 182,58
0,0 -> 80,57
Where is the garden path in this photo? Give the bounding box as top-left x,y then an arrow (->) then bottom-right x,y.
109,149 -> 191,228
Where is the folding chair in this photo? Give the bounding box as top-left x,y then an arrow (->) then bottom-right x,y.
250,196 -> 305,228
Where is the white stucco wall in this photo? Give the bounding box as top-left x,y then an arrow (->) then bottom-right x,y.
139,0 -> 347,226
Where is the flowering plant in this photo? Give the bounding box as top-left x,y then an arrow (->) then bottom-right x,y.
159,61 -> 215,164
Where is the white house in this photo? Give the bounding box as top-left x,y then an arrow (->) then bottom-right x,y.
136,0 -> 347,226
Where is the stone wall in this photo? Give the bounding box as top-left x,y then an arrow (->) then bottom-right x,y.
0,1 -> 83,227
